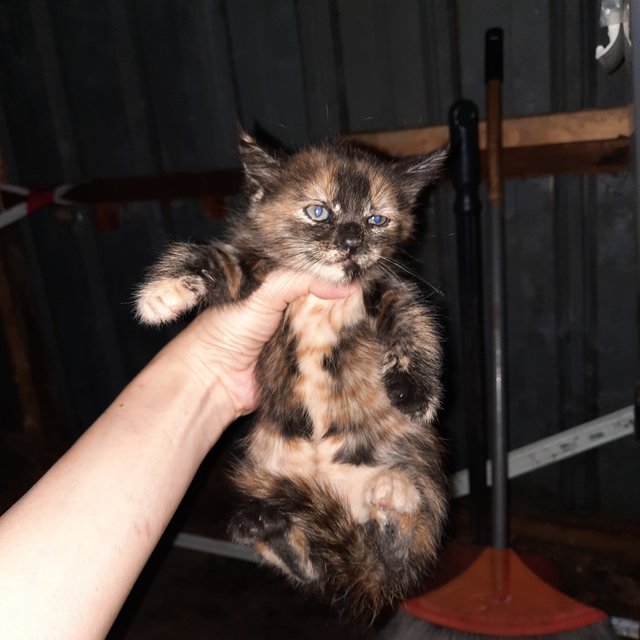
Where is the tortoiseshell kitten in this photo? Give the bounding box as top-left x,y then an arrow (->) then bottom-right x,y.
135,130 -> 448,619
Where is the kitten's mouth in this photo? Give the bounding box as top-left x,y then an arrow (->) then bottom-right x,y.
335,256 -> 363,280
312,253 -> 368,283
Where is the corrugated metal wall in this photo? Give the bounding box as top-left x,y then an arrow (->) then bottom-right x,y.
0,0 -> 637,517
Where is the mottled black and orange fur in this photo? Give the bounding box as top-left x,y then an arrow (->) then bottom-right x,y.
135,130 -> 449,619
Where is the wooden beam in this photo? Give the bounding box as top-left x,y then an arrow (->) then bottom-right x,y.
350,106 -> 632,155
0,169 -> 243,219
66,169 -> 243,205
492,137 -> 630,179
0,108 -> 630,217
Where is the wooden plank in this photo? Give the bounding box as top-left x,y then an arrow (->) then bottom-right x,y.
0,106 -> 629,216
493,138 -> 630,178
67,170 -> 242,205
0,139 -> 628,225
350,106 -> 631,156
0,138 -> 628,217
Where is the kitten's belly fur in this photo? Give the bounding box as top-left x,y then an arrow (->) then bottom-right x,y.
250,429 -> 383,523
248,291 -> 415,524
291,291 -> 367,437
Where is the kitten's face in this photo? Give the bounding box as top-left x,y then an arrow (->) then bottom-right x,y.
236,133 -> 446,284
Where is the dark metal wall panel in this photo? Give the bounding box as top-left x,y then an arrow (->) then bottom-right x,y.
593,172 -> 639,515
108,0 -> 159,176
296,0 -> 346,139
92,206 -> 167,379
0,0 -> 637,517
132,0 -> 238,171
29,0 -> 129,431
456,0 -> 552,119
26,212 -> 116,431
225,0 -> 308,146
338,0 -> 446,133
503,179 -> 560,448
47,2 -> 135,180
0,3 -> 65,184
595,174 -> 637,414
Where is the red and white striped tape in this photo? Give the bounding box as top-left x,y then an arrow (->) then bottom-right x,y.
0,184 -> 72,230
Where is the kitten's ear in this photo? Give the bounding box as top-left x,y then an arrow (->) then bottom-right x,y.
237,126 -> 282,193
394,146 -> 448,202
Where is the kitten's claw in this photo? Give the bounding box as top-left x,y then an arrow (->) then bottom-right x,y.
135,276 -> 206,325
365,470 -> 420,515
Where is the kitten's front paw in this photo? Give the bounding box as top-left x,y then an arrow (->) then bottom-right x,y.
365,470 -> 420,515
384,368 -> 431,417
135,275 -> 207,325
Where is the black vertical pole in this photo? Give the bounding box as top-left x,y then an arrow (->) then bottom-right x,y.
449,100 -> 488,544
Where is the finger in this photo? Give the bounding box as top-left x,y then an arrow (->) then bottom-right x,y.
253,270 -> 358,313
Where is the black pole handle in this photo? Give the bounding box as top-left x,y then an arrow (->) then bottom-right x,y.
449,100 -> 481,218
485,27 -> 503,83
449,99 -> 488,544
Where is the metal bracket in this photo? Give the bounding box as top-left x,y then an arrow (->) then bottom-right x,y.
452,405 -> 634,498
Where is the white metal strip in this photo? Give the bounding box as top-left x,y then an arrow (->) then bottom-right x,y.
174,532 -> 259,563
611,616 -> 640,639
0,184 -> 29,196
452,405 -> 634,497
0,202 -> 28,231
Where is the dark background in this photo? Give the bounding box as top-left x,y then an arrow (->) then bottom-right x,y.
0,2 -> 638,634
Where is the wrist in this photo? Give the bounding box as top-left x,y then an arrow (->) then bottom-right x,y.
137,345 -> 237,452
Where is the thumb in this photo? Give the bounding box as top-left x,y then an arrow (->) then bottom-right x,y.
229,271 -> 358,350
250,270 -> 358,315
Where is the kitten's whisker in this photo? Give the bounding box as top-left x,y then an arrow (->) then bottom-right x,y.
380,256 -> 444,298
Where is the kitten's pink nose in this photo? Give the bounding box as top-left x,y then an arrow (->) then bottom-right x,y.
336,223 -> 363,253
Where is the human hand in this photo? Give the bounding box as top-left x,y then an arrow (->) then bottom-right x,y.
161,271 -> 357,422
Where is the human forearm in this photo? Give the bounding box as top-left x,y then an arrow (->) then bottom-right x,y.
0,350 -> 229,640
0,270 -> 354,640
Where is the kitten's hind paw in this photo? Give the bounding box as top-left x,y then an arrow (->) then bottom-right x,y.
135,275 -> 207,325
228,503 -> 289,544
365,470 -> 421,516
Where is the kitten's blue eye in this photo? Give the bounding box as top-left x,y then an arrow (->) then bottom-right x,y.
304,204 -> 331,222
367,214 -> 388,226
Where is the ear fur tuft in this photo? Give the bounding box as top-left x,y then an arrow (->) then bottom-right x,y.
237,125 -> 282,191
394,146 -> 448,201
